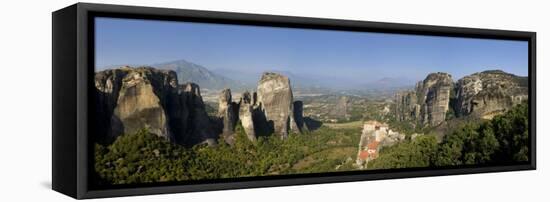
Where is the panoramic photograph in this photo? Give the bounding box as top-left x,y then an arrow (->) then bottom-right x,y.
93,17 -> 529,185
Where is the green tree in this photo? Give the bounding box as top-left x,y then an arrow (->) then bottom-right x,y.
369,135 -> 438,169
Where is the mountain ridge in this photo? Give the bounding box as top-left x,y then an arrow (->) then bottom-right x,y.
152,59 -> 248,90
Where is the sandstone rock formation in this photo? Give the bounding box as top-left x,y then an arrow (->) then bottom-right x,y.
416,72 -> 453,126
395,72 -> 453,126
96,68 -> 308,146
238,91 -> 258,142
256,72 -> 301,138
95,67 -> 214,146
216,72 -> 306,140
207,72 -> 307,144
330,96 -> 351,119
94,68 -> 130,142
454,70 -> 528,119
292,101 -> 309,133
395,70 -> 528,127
217,89 -> 238,144
179,82 -> 216,146
394,90 -> 420,122
110,68 -> 176,141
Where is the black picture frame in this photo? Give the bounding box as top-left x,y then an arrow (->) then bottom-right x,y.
52,2 -> 536,199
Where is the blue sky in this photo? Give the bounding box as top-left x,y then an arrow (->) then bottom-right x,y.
95,17 -> 528,83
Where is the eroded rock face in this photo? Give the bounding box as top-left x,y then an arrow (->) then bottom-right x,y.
96,68 -> 309,146
239,91 -> 257,142
395,72 -> 453,126
394,91 -> 420,122
293,101 -> 308,133
256,72 -> 300,138
217,89 -> 238,144
110,67 -> 178,141
218,89 -> 233,117
417,73 -> 453,126
180,83 -> 216,146
454,70 -> 528,119
110,76 -> 170,140
207,73 -> 307,144
95,67 -> 214,146
330,96 -> 350,119
395,70 -> 528,126
94,68 -> 130,142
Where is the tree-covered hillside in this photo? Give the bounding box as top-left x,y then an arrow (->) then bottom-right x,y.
94,102 -> 528,185
368,102 -> 529,170
94,124 -> 361,185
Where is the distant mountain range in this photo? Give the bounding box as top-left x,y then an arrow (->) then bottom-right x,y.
99,59 -> 414,94
152,60 -> 249,90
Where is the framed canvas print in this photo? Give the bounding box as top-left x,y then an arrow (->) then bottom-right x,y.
52,3 -> 536,199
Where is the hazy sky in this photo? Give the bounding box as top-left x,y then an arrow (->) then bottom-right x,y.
95,17 -> 528,83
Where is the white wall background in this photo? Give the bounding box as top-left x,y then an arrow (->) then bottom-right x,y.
0,0 -> 547,201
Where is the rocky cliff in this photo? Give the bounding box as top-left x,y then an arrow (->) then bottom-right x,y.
217,89 -> 238,144
257,72 -> 301,138
395,72 -> 453,126
95,68 -> 129,142
238,91 -> 258,142
417,73 -> 454,126
109,67 -> 177,141
292,101 -> 309,133
394,90 -> 420,122
214,72 -> 306,142
454,70 -> 528,119
395,70 -> 528,127
178,83 -> 216,145
96,68 -> 307,146
95,66 -> 214,146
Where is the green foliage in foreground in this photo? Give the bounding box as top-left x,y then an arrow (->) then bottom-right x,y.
95,124 -> 361,185
368,102 -> 529,170
369,135 -> 439,169
94,103 -> 529,184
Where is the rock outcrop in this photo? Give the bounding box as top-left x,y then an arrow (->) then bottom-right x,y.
293,101 -> 309,133
216,72 -> 305,141
179,83 -> 216,145
417,73 -> 453,126
238,91 -> 258,142
110,68 -> 176,141
95,67 -> 214,146
395,72 -> 453,126
395,70 -> 528,127
94,68 -> 130,142
454,70 -> 528,119
256,72 -> 301,138
394,91 -> 420,122
217,89 -> 238,144
330,96 -> 351,119
96,68 -> 308,146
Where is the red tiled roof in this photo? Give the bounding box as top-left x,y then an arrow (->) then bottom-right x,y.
367,141 -> 379,150
359,151 -> 369,160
